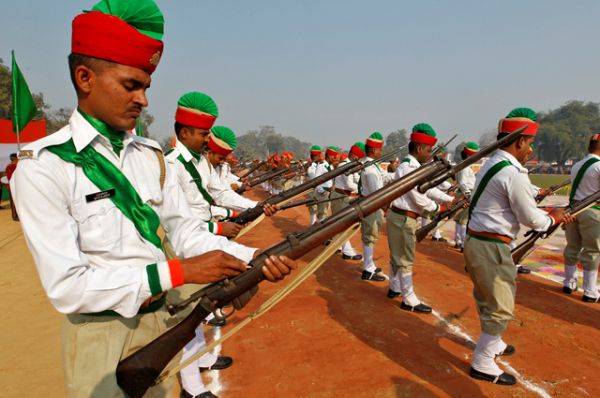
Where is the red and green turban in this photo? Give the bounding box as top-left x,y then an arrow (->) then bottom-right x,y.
366,132 -> 384,149
208,126 -> 236,156
325,146 -> 341,157
350,141 -> 366,158
310,145 -> 322,155
498,107 -> 539,136
591,134 -> 600,142
411,123 -> 437,146
71,0 -> 164,74
463,141 -> 479,156
175,92 -> 219,130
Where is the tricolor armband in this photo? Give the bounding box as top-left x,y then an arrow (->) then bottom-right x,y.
208,221 -> 224,235
146,259 -> 184,296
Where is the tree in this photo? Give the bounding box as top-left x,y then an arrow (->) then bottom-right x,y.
478,128 -> 497,148
234,125 -> 312,160
46,107 -> 73,133
384,129 -> 408,158
139,109 -> 155,138
0,57 -> 50,123
535,101 -> 600,166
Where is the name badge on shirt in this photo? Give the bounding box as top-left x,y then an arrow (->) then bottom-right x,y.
85,188 -> 116,203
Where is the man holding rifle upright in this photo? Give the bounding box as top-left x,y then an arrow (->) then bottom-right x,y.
10,1 -> 296,396
465,108 -> 573,385
453,142 -> 479,252
386,124 -> 455,311
562,133 -> 600,302
359,132 -> 393,281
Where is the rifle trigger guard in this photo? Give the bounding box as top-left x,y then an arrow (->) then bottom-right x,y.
212,306 -> 235,321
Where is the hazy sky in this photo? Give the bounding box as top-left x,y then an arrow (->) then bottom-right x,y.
2,0 -> 600,149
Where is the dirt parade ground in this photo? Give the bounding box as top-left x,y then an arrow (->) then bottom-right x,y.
1,190 -> 599,398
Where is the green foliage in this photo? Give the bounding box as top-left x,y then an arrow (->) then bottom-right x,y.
535,101 -> 600,165
529,174 -> 571,196
384,129 -> 408,158
234,125 -> 312,161
0,57 -> 49,123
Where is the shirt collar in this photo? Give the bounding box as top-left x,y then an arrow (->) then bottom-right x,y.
406,154 -> 420,166
176,138 -> 204,163
495,150 -> 527,172
70,110 -> 137,153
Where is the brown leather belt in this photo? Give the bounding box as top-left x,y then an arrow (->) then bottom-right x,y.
141,292 -> 167,309
334,188 -> 359,197
467,228 -> 512,244
390,206 -> 419,219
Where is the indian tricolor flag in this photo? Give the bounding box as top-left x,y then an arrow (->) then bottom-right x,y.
0,119 -> 46,168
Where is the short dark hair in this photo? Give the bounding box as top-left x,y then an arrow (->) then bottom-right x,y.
497,132 -> 530,149
589,139 -> 600,152
174,122 -> 185,137
460,150 -> 468,160
10,153 -> 17,160
68,53 -> 114,92
408,142 -> 428,154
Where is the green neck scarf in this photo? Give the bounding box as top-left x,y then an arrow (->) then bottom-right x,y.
46,140 -> 163,250
187,146 -> 202,162
79,109 -> 125,157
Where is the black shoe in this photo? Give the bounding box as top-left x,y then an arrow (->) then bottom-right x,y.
374,267 -> 382,273
469,367 -> 517,385
199,356 -> 233,372
460,247 -> 464,253
517,266 -> 531,274
361,270 -> 385,282
342,253 -> 363,260
432,237 -> 447,242
323,239 -> 331,246
582,295 -> 600,303
454,242 -> 461,249
181,390 -> 218,398
387,289 -> 401,299
400,302 -> 432,313
206,317 -> 226,327
562,285 -> 577,294
497,345 -> 515,357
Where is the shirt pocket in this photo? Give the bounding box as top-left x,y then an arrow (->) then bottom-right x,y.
71,197 -> 121,252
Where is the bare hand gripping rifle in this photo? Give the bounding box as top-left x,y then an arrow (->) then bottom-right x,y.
115,128 -> 524,398
511,189 -> 600,264
534,178 -> 570,203
231,146 -> 406,225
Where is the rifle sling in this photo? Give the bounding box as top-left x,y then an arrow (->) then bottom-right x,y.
468,160 -> 513,219
569,157 -> 600,209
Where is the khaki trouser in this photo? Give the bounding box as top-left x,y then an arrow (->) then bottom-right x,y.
361,208 -> 384,247
329,190 -> 352,214
387,211 -> 419,274
62,306 -> 178,398
308,189 -> 330,220
564,208 -> 600,271
464,235 -> 517,336
454,207 -> 469,225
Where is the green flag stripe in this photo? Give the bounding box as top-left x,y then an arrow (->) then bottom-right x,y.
11,50 -> 38,134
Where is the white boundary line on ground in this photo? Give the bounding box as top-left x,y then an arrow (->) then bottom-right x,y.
430,309 -> 552,398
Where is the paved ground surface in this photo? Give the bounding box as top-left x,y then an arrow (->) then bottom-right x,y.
1,192 -> 599,398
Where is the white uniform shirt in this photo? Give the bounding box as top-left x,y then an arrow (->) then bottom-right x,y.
570,153 -> 600,202
315,160 -> 333,193
217,162 -> 240,186
359,157 -> 393,196
11,111 -> 256,317
307,161 -> 321,180
333,158 -> 359,193
391,154 -> 451,214
166,141 -> 257,221
456,166 -> 476,196
468,150 -> 554,239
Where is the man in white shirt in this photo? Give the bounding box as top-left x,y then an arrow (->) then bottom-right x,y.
360,132 -> 393,281
563,134 -> 600,302
465,108 -> 571,385
386,124 -> 454,312
330,142 -> 364,260
10,2 -> 296,396
453,142 -> 479,251
306,145 -> 330,224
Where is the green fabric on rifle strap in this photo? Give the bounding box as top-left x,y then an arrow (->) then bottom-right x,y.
46,139 -> 163,250
569,157 -> 600,206
177,154 -> 215,205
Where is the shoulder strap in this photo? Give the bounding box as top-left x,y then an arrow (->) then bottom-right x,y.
152,148 -> 166,191
176,155 -> 215,205
468,160 -> 512,218
569,157 -> 600,204
401,157 -> 410,164
46,140 -> 163,250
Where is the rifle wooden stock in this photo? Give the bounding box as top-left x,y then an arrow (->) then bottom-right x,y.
278,195 -> 344,211
417,126 -> 527,194
416,197 -> 468,242
116,158 -> 449,398
511,189 -> 600,264
534,179 -> 570,203
235,166 -> 292,194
